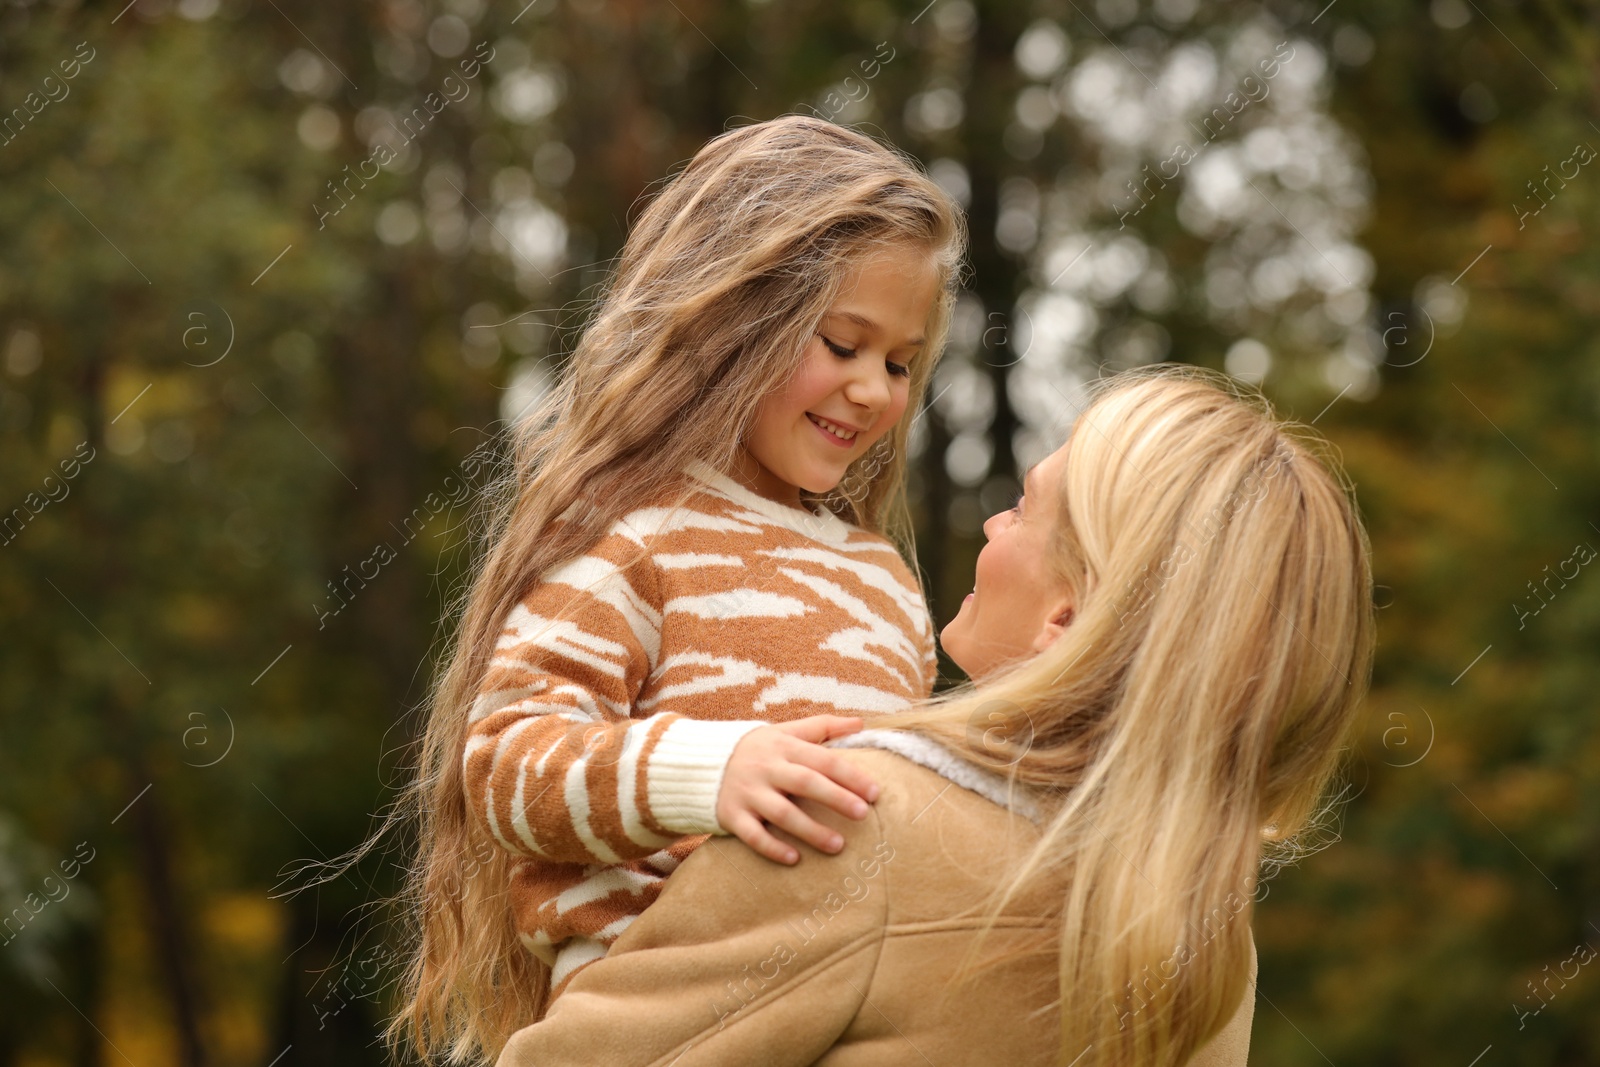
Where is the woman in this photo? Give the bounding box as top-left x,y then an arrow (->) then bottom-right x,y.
496,364 -> 1377,1067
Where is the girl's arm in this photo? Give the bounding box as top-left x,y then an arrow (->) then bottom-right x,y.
463,538 -> 766,864
464,534 -> 880,865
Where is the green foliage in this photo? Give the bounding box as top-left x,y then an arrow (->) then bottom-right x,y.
0,0 -> 1595,1063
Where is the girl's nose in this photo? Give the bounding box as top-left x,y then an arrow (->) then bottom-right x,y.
844,360 -> 892,412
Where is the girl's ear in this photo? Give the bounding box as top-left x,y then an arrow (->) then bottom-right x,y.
1031,599 -> 1075,654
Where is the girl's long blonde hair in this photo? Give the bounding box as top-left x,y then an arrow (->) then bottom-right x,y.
886,364 -> 1376,1067
349,115 -> 966,1064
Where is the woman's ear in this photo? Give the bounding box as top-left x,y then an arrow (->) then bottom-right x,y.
1030,598 -> 1075,654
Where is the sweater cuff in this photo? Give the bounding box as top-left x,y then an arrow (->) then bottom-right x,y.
645,717 -> 769,836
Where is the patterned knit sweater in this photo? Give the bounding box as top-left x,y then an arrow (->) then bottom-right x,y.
462,460 -> 937,994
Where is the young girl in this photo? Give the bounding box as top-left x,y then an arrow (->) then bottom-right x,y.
385,115 -> 967,1063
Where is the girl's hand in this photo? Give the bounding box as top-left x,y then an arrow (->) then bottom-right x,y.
714,715 -> 881,865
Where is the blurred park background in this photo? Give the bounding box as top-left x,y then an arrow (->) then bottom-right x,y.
2,0 -> 1598,1063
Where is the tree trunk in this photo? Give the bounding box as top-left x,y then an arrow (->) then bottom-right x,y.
78,288 -> 209,1067
967,0 -> 1026,491
105,691 -> 209,1067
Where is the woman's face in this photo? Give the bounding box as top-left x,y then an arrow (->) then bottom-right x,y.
940,442 -> 1077,681
735,244 -> 940,507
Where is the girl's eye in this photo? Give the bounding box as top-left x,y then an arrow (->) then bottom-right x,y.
821,333 -> 910,379
820,335 -> 855,358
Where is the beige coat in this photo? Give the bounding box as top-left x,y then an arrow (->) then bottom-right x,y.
498,737 -> 1256,1067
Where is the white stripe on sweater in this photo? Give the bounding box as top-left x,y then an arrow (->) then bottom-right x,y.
564,754 -> 623,865
682,461 -> 851,544
612,506 -> 763,543
509,740 -> 553,857
614,716 -> 678,851
654,552 -> 744,569
551,937 -> 609,990
552,864 -> 662,912
776,567 -> 920,684
663,590 -> 813,620
528,711 -> 592,776
640,651 -> 766,699
590,914 -> 638,942
543,554 -> 663,668
467,683 -> 545,724
636,652 -> 916,714
750,674 -> 915,714
763,545 -> 931,634
500,609 -> 632,679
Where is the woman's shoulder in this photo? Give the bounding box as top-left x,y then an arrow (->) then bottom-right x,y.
830,728 -> 1044,825
826,732 -> 1048,889
785,736 -> 1060,943
660,740 -> 1047,932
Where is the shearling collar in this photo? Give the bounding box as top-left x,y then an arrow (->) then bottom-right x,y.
829,728 -> 1045,824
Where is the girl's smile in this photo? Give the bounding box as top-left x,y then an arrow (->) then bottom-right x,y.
805,412 -> 860,445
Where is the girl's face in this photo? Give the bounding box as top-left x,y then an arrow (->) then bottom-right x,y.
940,442 -> 1077,682
736,243 -> 941,506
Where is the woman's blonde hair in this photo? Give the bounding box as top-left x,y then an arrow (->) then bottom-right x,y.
887,364 -> 1376,1067
324,114 -> 967,1064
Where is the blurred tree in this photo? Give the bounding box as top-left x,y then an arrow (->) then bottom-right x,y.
0,0 -> 1596,1064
